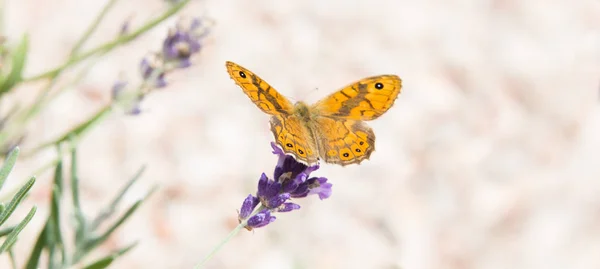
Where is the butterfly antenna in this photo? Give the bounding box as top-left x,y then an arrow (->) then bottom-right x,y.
297,87 -> 321,103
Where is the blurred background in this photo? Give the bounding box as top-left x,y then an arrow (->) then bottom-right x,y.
2,0 -> 600,268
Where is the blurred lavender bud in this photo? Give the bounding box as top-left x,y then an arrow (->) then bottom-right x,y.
119,16 -> 133,36
162,17 -> 210,68
111,78 -> 143,115
139,55 -> 167,88
111,78 -> 128,101
127,96 -> 144,115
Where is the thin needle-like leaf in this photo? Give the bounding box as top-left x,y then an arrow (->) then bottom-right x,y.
0,225 -> 14,237
47,154 -> 65,269
90,165 -> 146,230
77,185 -> 156,263
0,177 -> 35,226
81,241 -> 138,269
24,226 -> 47,269
81,200 -> 141,259
70,140 -> 87,246
0,206 -> 36,253
0,146 -> 19,191
8,247 -> 17,269
0,35 -> 28,95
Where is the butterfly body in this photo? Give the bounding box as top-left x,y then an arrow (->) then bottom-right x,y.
226,61 -> 402,166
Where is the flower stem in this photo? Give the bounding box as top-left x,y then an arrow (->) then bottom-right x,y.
193,205 -> 266,268
70,0 -> 120,55
193,222 -> 246,269
22,0 -> 191,82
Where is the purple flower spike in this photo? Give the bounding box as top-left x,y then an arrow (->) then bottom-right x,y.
305,163 -> 320,175
239,195 -> 259,219
289,183 -> 310,198
271,142 -> 285,156
266,193 -> 290,209
190,18 -> 202,31
308,177 -> 333,200
238,143 -> 332,230
271,142 -> 308,181
277,202 -> 301,213
246,210 -> 276,229
282,172 -> 304,193
256,173 -> 269,198
260,179 -> 281,202
111,80 -> 127,101
291,177 -> 333,200
111,78 -> 145,115
162,19 -> 203,68
140,57 -> 167,88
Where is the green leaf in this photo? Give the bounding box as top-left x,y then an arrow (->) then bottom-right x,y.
0,225 -> 14,237
70,142 -> 87,246
0,34 -> 29,95
46,157 -> 65,269
90,165 -> 146,230
24,226 -> 47,269
0,206 -> 36,254
48,155 -> 64,243
0,146 -> 20,192
0,177 -> 35,226
8,247 -> 17,269
47,225 -> 58,269
85,185 -> 156,253
84,200 -> 141,254
81,241 -> 137,269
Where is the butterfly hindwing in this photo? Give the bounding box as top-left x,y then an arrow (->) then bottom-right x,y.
311,117 -> 375,166
270,114 -> 319,165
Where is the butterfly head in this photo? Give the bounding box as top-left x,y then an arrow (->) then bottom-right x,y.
292,101 -> 312,121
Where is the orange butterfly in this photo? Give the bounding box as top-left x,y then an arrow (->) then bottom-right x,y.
226,61 -> 402,166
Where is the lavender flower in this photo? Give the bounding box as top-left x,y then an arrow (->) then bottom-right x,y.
238,142 -> 333,230
138,17 -> 210,88
112,17 -> 211,115
139,55 -> 167,88
119,16 -> 132,36
111,78 -> 143,115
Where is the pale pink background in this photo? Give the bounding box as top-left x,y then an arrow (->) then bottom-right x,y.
1,0 -> 600,268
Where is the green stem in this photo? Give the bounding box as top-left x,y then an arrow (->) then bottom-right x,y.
23,105 -> 111,157
0,0 -> 190,151
193,206 -> 266,269
23,0 -> 190,82
193,223 -> 246,269
70,0 -> 120,55
17,0 -> 119,128
16,0 -> 120,124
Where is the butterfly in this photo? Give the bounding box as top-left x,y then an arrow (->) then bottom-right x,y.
226,61 -> 402,166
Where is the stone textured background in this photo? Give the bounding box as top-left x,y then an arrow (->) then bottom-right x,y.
2,0 -> 600,268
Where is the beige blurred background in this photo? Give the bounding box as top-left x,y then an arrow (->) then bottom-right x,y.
2,0 -> 600,268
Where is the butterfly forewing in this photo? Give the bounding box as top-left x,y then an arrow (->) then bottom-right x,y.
311,75 -> 402,121
226,61 -> 294,115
